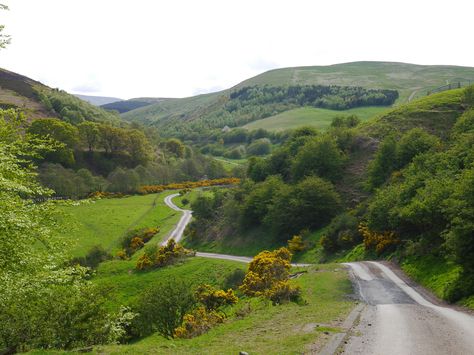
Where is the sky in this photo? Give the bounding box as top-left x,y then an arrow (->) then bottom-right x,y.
1,0 -> 473,99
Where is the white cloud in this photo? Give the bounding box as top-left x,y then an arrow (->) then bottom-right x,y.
0,0 -> 473,99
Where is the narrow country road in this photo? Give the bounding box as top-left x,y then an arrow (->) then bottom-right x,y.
342,261 -> 474,355
162,193 -> 310,266
161,193 -> 192,245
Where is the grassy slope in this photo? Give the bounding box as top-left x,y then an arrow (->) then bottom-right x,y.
93,264 -> 354,355
360,88 -> 466,139
93,256 -> 245,311
59,191 -> 181,257
243,106 -> 388,131
122,62 -> 474,134
237,61 -> 474,103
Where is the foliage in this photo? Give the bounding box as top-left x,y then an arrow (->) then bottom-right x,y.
70,245 -> 112,268
359,223 -> 400,255
320,213 -> 361,253
246,138 -> 272,156
366,135 -> 398,188
174,307 -> 225,339
240,248 -> 301,304
195,284 -> 238,311
120,227 -> 159,257
291,135 -> 346,181
135,239 -> 195,270
137,177 -> 240,195
0,110 -> 130,351
287,235 -> 306,253
331,114 -> 361,128
132,279 -> 196,339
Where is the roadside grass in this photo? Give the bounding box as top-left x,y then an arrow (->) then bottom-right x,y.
58,191 -> 180,257
93,263 -> 355,354
182,226 -> 282,258
243,106 -> 387,132
400,254 -> 463,301
92,256 -> 246,311
173,189 -> 211,209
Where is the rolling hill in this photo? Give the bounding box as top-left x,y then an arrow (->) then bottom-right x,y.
101,97 -> 170,113
0,68 -> 121,123
122,61 -> 474,138
74,94 -> 123,106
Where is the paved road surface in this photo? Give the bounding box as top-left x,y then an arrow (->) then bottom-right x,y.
161,193 -> 192,245
342,261 -> 474,355
163,193 -> 311,267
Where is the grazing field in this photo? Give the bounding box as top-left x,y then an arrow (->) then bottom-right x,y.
92,256 -> 246,311
92,264 -> 354,355
243,106 -> 388,131
59,191 -> 181,257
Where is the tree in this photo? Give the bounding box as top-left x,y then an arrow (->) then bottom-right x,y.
367,136 -> 398,189
247,138 -> 272,156
27,118 -> 79,166
396,128 -> 440,168
78,121 -> 100,152
165,138 -> 185,158
133,280 -> 196,339
265,176 -> 341,237
291,135 -> 345,182
127,129 -> 152,166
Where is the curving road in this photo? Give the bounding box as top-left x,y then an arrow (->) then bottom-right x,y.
161,193 -> 192,246
341,261 -> 474,355
163,193 -> 310,267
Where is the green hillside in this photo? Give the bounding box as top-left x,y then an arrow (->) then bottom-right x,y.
0,68 -> 121,123
122,62 -> 474,139
243,106 -> 388,131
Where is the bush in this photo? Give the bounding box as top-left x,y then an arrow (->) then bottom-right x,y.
195,284 -> 238,311
223,268 -> 246,290
135,239 -> 195,270
132,280 -> 196,339
359,223 -> 400,255
320,213 -> 361,253
70,245 -> 112,268
240,247 -> 301,304
173,307 -> 224,339
120,227 -> 159,257
247,138 -> 272,156
287,235 -> 306,253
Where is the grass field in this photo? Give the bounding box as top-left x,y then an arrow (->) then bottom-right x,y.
91,264 -> 354,355
59,191 -> 181,257
243,106 -> 388,131
93,256 -> 246,311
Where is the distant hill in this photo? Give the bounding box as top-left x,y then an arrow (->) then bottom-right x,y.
122,61 -> 474,138
0,68 -> 121,123
74,94 -> 123,106
101,97 -> 170,114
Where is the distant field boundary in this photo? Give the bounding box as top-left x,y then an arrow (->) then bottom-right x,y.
427,80 -> 473,95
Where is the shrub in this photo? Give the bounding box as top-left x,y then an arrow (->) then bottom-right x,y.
240,247 -> 301,304
320,213 -> 361,253
120,227 -> 159,257
287,235 -> 306,253
70,245 -> 112,268
359,223 -> 400,255
223,268 -> 246,290
195,284 -> 238,311
132,280 -> 196,339
174,307 -> 224,339
135,239 -> 195,270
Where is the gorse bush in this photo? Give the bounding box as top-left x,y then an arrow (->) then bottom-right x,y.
119,227 -> 159,257
174,307 -> 225,339
135,239 -> 195,270
240,247 -> 301,305
359,223 -> 400,255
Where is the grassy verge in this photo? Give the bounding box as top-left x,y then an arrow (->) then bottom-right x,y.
182,226 -> 282,258
93,263 -> 354,354
92,256 -> 246,311
59,191 -> 180,257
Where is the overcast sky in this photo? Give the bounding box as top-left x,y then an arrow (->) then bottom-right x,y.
1,0 -> 473,99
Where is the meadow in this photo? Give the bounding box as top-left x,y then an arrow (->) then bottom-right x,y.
243,106 -> 388,131
59,191 -> 181,257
